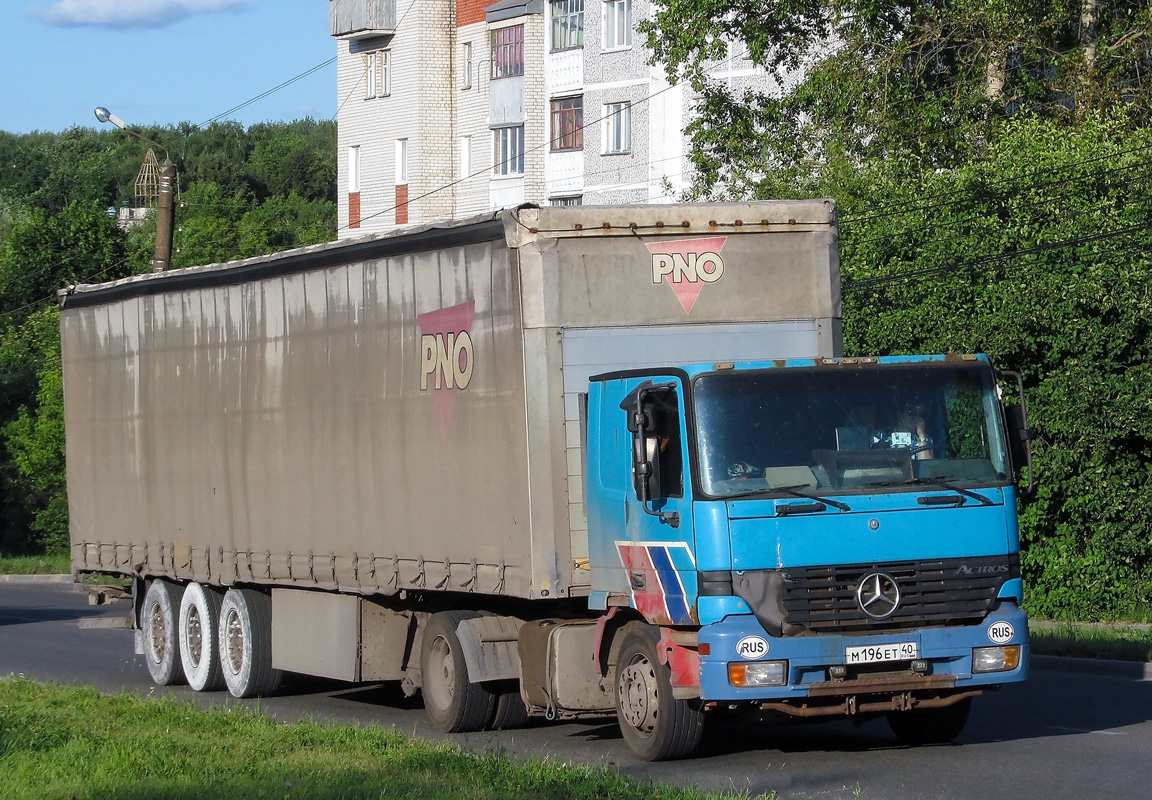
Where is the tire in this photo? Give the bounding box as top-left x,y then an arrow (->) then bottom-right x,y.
488,685 -> 529,730
887,698 -> 972,745
218,588 -> 282,699
420,610 -> 497,733
614,625 -> 704,761
179,582 -> 225,691
141,579 -> 185,686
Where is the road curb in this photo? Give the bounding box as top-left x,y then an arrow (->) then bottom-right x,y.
1032,654 -> 1152,681
0,573 -> 74,584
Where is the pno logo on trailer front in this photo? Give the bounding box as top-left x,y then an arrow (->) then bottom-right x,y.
645,236 -> 727,314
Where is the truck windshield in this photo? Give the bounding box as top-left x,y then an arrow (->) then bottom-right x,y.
692,363 -> 1011,499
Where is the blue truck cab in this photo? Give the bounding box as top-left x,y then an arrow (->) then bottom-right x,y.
585,353 -> 1031,759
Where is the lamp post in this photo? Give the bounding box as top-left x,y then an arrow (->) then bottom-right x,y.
94,106 -> 177,273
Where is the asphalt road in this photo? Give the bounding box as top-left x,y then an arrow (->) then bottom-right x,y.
2,580 -> 1150,799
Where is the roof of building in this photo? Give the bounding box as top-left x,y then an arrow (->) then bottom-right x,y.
486,0 -> 543,23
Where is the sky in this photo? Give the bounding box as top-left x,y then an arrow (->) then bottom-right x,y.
0,0 -> 336,134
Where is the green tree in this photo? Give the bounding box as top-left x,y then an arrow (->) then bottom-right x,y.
835,116 -> 1152,617
643,0 -> 1152,196
3,310 -> 66,554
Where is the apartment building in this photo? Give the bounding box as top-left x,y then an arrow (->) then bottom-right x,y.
330,0 -> 767,238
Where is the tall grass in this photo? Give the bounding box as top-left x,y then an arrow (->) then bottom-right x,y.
0,679 -> 768,800
1029,623 -> 1152,662
0,553 -> 70,575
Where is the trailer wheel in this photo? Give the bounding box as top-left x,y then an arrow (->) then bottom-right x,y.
887,697 -> 972,745
420,611 -> 496,733
179,583 -> 225,691
614,626 -> 704,761
141,579 -> 186,686
218,588 -> 282,699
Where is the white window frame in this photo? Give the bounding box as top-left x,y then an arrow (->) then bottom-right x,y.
602,102 -> 631,154
603,0 -> 632,50
395,139 -> 408,185
348,145 -> 361,192
493,125 -> 525,176
461,41 -> 473,90
550,0 -> 584,51
364,50 -> 391,99
460,135 -> 472,178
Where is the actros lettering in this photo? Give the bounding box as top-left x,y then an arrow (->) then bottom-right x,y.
420,331 -> 474,391
651,251 -> 724,285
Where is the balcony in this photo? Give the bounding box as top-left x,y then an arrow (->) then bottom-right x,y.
330,0 -> 396,40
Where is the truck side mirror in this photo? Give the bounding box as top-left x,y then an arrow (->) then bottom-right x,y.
631,406 -> 663,502
620,381 -> 679,527
999,370 -> 1034,498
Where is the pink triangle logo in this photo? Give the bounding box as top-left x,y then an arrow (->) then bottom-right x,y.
645,237 -> 728,314
418,300 -> 475,436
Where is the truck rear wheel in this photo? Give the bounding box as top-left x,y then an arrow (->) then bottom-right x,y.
614,626 -> 704,761
420,610 -> 496,733
179,582 -> 225,691
142,579 -> 186,686
887,697 -> 972,745
218,588 -> 282,699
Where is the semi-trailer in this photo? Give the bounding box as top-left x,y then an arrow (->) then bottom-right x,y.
60,201 -> 1030,760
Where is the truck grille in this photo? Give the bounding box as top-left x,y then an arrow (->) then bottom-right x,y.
779,555 -> 1019,633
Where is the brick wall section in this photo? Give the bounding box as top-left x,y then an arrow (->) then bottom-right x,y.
521,15 -> 548,204
457,0 -> 487,27
395,184 -> 409,224
455,19 -> 493,216
348,192 -> 361,228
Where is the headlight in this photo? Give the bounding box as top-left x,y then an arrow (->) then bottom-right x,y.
972,645 -> 1022,673
728,660 -> 788,687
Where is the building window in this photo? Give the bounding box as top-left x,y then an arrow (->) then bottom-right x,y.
364,50 -> 391,98
603,102 -> 631,153
395,139 -> 408,185
493,126 -> 525,175
550,96 -> 583,151
348,146 -> 361,192
603,0 -> 631,50
550,196 -> 583,206
460,135 -> 472,178
461,42 -> 473,89
550,0 -> 584,51
492,25 -> 524,79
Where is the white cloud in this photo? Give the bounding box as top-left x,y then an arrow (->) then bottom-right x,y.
32,0 -> 257,29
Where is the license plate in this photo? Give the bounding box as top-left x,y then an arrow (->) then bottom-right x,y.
845,641 -> 918,664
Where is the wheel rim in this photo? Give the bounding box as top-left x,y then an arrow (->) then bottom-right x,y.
618,653 -> 659,737
225,607 -> 245,674
424,635 -> 455,713
147,601 -> 167,664
186,606 -> 203,668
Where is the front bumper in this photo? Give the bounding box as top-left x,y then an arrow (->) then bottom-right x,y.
697,605 -> 1028,710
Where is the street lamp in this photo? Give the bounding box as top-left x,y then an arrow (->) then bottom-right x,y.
94,106 -> 177,273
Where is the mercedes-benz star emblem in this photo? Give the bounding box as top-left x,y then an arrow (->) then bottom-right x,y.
856,572 -> 901,619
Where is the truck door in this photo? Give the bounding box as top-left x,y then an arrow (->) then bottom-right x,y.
615,377 -> 698,626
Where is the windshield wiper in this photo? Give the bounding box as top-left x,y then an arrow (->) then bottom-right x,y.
724,483 -> 851,512
905,477 -> 994,506
865,477 -> 993,506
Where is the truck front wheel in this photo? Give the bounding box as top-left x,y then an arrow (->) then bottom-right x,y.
614,626 -> 704,761
887,697 -> 972,745
218,588 -> 282,699
420,611 -> 496,733
141,579 -> 185,686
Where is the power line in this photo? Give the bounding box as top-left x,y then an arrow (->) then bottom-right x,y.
195,58 -> 336,130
